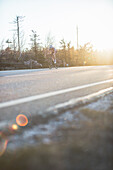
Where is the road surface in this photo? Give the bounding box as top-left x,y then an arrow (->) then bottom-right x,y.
0,66 -> 113,122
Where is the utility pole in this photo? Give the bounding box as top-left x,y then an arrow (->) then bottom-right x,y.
13,16 -> 25,59
17,16 -> 20,56
76,25 -> 78,50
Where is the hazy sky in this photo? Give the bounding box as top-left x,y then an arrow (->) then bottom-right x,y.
0,0 -> 113,50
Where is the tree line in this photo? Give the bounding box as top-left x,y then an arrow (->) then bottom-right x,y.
0,16 -> 113,69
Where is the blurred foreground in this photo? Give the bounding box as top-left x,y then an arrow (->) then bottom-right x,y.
0,93 -> 113,170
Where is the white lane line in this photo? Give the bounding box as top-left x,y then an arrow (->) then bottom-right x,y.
0,71 -> 50,78
0,69 -> 49,77
0,79 -> 113,109
0,68 -> 45,73
3,73 -> 41,78
47,87 -> 113,111
0,72 -> 49,78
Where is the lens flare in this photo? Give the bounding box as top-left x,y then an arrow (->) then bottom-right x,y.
16,114 -> 28,127
0,132 -> 8,157
11,124 -> 18,130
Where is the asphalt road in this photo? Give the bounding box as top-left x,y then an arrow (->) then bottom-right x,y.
0,66 -> 113,122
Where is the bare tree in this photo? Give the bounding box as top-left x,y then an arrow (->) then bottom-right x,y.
30,30 -> 40,59
59,39 -> 67,66
78,42 -> 94,65
0,39 -> 5,51
67,41 -> 71,65
60,39 -> 66,50
45,32 -> 55,48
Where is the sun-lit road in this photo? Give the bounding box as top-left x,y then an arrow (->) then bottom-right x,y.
0,66 -> 113,122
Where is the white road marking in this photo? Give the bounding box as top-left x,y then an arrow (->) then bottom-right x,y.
0,87 -> 113,129
0,70 -> 49,78
0,79 -> 113,109
1,66 -> 112,77
47,87 -> 113,111
2,71 -> 52,78
0,69 -> 45,74
3,73 -> 41,78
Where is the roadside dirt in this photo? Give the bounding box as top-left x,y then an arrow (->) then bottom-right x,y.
0,93 -> 113,170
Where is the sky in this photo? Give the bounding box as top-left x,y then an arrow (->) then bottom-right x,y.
0,0 -> 113,50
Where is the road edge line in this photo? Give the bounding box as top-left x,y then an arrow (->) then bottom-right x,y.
0,79 -> 113,109
46,87 -> 113,113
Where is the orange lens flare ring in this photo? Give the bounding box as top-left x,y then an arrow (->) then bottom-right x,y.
16,114 -> 28,127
